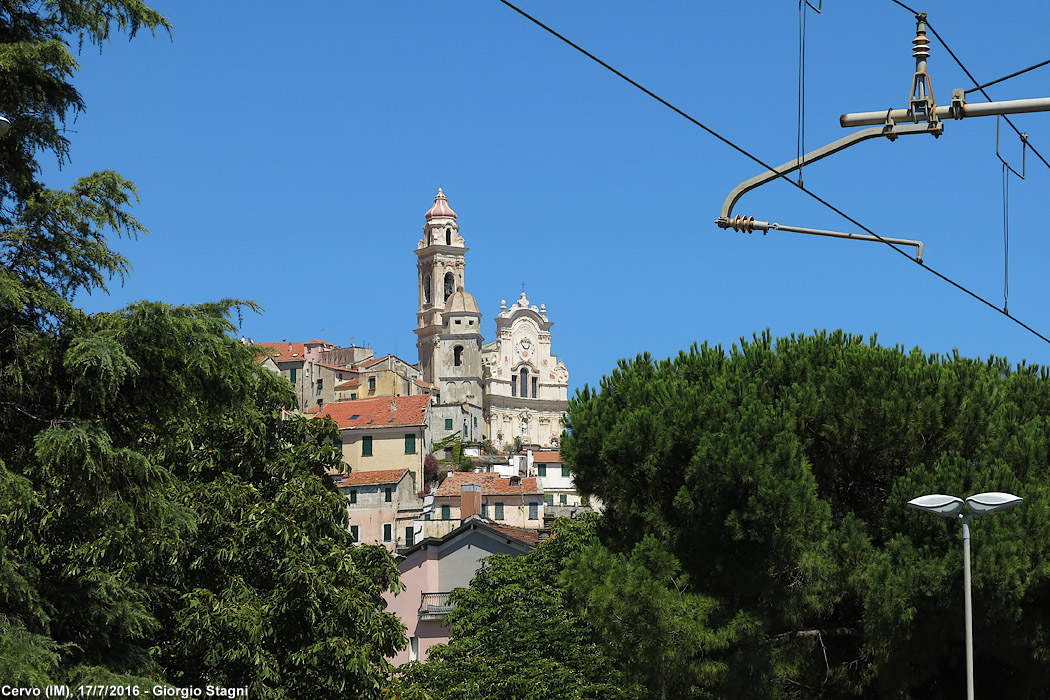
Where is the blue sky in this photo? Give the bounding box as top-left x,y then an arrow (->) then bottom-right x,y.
45,1 -> 1050,392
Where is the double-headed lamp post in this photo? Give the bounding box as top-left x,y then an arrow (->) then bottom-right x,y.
907,491 -> 1023,700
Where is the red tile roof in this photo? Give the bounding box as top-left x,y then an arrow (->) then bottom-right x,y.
314,395 -> 429,429
531,451 -> 562,463
335,379 -> 360,390
305,339 -> 335,346
413,378 -> 434,390
254,341 -> 306,363
331,469 -> 410,487
357,354 -> 390,369
435,471 -> 542,497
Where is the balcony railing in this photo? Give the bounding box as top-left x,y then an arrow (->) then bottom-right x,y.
418,592 -> 454,620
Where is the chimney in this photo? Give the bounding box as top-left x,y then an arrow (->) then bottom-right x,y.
460,483 -> 482,520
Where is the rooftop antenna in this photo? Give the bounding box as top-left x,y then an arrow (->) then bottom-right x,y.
715,12 -> 1050,264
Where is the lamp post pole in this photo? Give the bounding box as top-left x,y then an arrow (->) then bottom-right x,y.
906,492 -> 1023,700
961,514 -> 973,700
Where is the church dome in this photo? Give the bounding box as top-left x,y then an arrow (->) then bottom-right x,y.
425,188 -> 457,220
445,289 -> 480,314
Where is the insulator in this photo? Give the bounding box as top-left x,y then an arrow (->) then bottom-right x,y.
913,33 -> 931,60
730,215 -> 756,233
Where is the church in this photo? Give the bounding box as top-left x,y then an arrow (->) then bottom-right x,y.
414,188 -> 569,448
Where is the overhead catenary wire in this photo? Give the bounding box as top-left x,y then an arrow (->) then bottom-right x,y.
888,0 -> 1050,173
965,58 -> 1050,95
495,0 -> 1050,346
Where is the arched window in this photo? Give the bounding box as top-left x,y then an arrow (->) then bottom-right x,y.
444,272 -> 455,300
445,227 -> 452,245
520,368 -> 529,398
454,345 -> 463,367
423,274 -> 432,304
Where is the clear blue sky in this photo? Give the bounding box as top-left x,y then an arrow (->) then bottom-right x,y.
45,1 -> 1050,392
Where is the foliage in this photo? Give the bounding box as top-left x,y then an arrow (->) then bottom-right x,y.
402,517 -> 643,700
0,1 -> 406,693
562,331 -> 1050,699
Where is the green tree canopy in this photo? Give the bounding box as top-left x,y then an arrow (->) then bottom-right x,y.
401,517 -> 643,700
0,2 -> 407,694
562,331 -> 1050,699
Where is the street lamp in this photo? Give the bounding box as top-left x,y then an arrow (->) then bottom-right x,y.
907,491 -> 1023,700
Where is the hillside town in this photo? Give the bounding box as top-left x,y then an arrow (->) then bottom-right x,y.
252,190 -> 590,662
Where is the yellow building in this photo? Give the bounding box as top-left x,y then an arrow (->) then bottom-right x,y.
312,396 -> 430,487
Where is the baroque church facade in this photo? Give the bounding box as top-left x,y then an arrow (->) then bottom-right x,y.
414,189 -> 569,448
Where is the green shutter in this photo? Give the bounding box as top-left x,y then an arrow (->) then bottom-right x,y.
538,465 -> 546,477
362,436 -> 372,456
405,527 -> 414,547
444,418 -> 453,430
405,433 -> 416,454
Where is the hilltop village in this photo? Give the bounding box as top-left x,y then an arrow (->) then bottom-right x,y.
253,190 -> 588,662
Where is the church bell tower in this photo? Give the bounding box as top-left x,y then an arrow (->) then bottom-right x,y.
415,188 -> 468,385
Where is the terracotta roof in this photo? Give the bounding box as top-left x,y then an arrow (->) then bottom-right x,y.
358,355 -> 390,369
314,395 -> 429,429
435,471 -> 542,497
336,379 -> 361,390
413,378 -> 433,390
332,469 -> 409,487
305,339 -> 335,346
254,341 -> 306,363
532,451 -> 562,463
397,515 -> 539,558
488,521 -> 544,548
425,187 -> 457,220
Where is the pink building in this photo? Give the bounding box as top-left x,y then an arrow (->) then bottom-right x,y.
383,515 -> 541,665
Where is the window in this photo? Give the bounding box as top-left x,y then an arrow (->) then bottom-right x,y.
441,505 -> 450,520
316,378 -> 323,393
350,525 -> 359,541
494,502 -> 504,520
362,436 -> 373,457
406,527 -> 414,547
349,489 -> 357,504
529,503 -> 538,520
537,465 -> 547,477
316,399 -> 323,407
423,274 -> 432,304
334,438 -> 342,450
444,272 -> 454,300
350,392 -> 357,400
383,523 -> 392,542
424,512 -> 431,521
511,376 -> 517,397
562,465 -> 571,477
289,368 -> 297,383
453,345 -> 463,366
384,487 -> 392,503
481,503 -> 488,518
445,227 -> 452,245
405,433 -> 416,454
520,368 -> 529,398
532,376 -> 537,398
463,422 -> 467,438
545,493 -> 553,506
445,418 -> 453,430
409,637 -> 419,662
368,376 -> 376,391
473,416 -> 478,427
560,494 -> 568,505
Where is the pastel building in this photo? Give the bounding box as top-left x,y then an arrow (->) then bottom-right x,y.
333,468 -> 418,551
384,516 -> 541,665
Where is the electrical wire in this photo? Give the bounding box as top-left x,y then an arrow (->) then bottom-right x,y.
1003,163 -> 1010,314
888,0 -> 1050,172
495,0 -> 1050,346
965,58 -> 1050,95
797,0 -> 808,185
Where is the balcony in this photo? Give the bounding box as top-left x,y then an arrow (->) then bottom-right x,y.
418,592 -> 454,620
